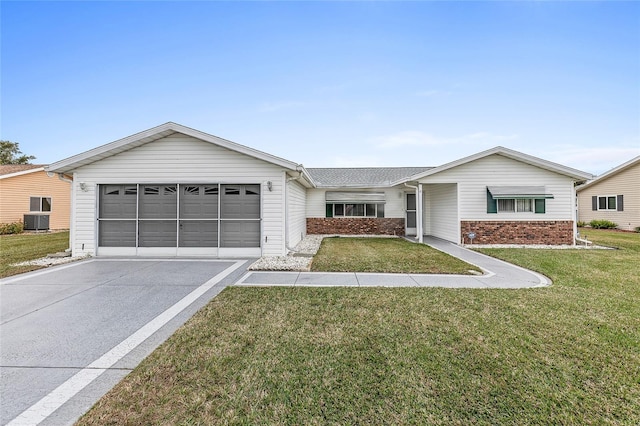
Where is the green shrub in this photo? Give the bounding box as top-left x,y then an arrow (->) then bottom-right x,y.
576,221 -> 587,228
0,222 -> 24,235
589,219 -> 618,229
635,226 -> 640,233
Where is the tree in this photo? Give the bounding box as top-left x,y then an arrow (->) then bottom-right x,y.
0,141 -> 36,164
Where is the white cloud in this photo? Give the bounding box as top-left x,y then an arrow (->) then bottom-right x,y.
543,144 -> 640,175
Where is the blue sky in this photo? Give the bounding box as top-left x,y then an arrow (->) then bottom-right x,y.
2,1 -> 639,175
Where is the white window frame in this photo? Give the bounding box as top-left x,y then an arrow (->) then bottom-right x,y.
329,203 -> 384,218
30,196 -> 52,213
497,198 -> 534,213
597,195 -> 617,211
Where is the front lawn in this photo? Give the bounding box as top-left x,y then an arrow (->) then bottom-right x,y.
311,237 -> 481,274
0,231 -> 70,278
77,229 -> 639,425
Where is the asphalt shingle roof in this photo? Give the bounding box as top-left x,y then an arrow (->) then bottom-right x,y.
0,164 -> 44,176
307,167 -> 434,187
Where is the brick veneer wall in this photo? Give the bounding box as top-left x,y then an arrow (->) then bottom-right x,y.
307,218 -> 405,235
460,221 -> 574,245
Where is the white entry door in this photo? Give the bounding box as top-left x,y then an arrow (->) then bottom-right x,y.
406,193 -> 417,236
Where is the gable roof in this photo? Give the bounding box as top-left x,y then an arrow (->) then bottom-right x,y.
396,146 -> 593,185
45,122 -> 316,186
0,164 -> 45,179
576,155 -> 640,192
307,167 -> 433,188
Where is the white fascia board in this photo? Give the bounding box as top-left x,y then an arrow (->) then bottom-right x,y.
46,122 -> 308,176
391,146 -> 593,185
576,155 -> 640,192
0,167 -> 45,180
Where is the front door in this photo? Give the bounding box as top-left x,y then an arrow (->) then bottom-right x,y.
406,193 -> 416,236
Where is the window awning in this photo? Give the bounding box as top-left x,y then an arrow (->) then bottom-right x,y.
487,186 -> 554,199
325,191 -> 386,203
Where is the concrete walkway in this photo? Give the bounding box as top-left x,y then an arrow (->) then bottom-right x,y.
237,237 -> 550,288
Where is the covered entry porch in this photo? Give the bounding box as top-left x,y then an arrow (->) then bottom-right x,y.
404,183 -> 460,244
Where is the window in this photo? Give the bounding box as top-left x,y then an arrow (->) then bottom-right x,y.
487,188 -> 548,214
326,203 -> 385,218
204,186 -> 218,195
184,186 -> 200,195
497,198 -> 535,213
598,196 -> 617,211
30,197 -> 51,212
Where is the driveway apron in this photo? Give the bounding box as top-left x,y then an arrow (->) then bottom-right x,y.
0,258 -> 249,426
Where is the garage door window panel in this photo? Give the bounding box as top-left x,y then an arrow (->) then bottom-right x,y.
99,185 -> 137,218
180,185 -> 219,219
221,184 -> 260,219
139,185 -> 177,219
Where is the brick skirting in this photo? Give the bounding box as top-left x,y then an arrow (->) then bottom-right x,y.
307,218 -> 405,236
461,220 -> 574,245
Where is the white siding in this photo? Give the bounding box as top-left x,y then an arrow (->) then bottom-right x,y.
425,183 -> 458,242
577,161 -> 640,231
306,187 -> 405,218
419,154 -> 575,221
71,134 -> 287,257
287,179 -> 307,249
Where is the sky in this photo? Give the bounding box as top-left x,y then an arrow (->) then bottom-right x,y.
1,1 -> 639,175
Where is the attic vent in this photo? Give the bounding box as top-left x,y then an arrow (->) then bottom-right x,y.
24,214 -> 50,231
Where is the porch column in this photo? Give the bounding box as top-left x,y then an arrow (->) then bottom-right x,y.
417,183 -> 424,243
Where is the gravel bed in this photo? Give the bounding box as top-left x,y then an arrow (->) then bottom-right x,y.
12,256 -> 86,267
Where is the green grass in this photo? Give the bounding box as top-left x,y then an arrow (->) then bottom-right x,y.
311,237 -> 481,274
0,231 -> 70,278
77,229 -> 639,425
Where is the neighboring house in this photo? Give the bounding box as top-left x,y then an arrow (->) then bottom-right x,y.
576,155 -> 640,231
0,164 -> 72,231
46,122 -> 592,258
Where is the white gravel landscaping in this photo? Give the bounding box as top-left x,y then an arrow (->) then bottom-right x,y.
12,255 -> 87,267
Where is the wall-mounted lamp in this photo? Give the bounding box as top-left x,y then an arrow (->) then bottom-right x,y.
79,182 -> 88,192
267,181 -> 273,192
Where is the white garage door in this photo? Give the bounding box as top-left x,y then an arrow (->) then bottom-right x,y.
97,184 -> 261,256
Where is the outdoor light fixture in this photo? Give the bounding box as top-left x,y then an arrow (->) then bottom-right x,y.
79,182 -> 87,191
267,181 -> 273,191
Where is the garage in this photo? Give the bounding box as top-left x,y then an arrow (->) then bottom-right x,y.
44,122 -> 314,258
98,183 -> 261,256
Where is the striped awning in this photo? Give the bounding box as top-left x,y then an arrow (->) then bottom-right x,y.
325,191 -> 386,203
487,186 -> 554,199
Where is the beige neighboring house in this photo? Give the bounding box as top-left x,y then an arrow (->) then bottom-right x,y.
0,164 -> 72,230
576,156 -> 640,231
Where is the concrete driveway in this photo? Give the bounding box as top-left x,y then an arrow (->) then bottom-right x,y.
0,258 -> 250,426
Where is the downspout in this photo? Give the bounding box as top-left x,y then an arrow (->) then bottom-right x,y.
404,182 -> 423,242
57,172 -> 75,256
57,173 -> 73,184
284,171 -> 303,253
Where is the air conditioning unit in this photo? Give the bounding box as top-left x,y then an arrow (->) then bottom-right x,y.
24,214 -> 50,231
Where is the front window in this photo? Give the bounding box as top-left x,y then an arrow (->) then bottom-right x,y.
498,198 -> 533,213
598,196 -> 617,210
30,197 -> 51,212
327,203 -> 384,218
